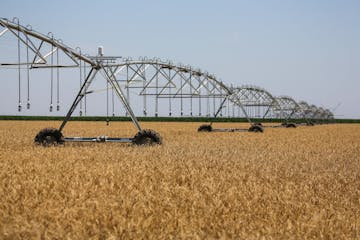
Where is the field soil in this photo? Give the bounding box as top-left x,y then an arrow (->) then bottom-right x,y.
0,121 -> 359,239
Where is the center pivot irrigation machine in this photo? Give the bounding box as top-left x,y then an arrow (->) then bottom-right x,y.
195,86 -> 333,133
0,18 -> 163,146
0,18 -> 334,146
198,85 -> 280,133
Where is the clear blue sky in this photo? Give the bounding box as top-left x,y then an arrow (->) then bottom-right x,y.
1,0 -> 359,118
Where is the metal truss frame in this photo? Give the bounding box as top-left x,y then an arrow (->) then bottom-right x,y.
109,58 -> 231,118
296,101 -> 315,125
295,101 -> 333,125
273,96 -> 300,120
202,85 -> 282,132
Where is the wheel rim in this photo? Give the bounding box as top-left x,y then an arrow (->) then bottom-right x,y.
43,135 -> 56,146
139,136 -> 154,145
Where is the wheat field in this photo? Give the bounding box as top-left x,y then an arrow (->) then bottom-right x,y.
0,120 -> 359,239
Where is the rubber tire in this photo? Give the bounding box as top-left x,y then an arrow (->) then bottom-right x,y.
197,124 -> 212,132
132,129 -> 162,146
286,123 -> 297,128
198,124 -> 212,132
248,125 -> 264,133
34,128 -> 64,146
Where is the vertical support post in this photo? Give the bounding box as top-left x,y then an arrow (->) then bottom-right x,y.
126,65 -> 130,117
56,47 -> 60,111
213,95 -> 216,117
17,19 -> 21,112
155,65 -> 159,117
143,64 -> 147,116
112,87 -> 115,117
227,98 -> 230,118
84,63 -> 87,116
79,52 -> 83,116
106,78 -> 109,125
219,89 -> 223,117
198,89 -> 202,116
190,71 -> 193,116
26,36 -> 30,110
232,102 -> 235,117
180,73 -> 183,116
206,81 -> 210,117
168,68 -> 172,116
49,37 -> 54,112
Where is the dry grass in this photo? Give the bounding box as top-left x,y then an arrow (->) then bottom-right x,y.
0,120 -> 359,239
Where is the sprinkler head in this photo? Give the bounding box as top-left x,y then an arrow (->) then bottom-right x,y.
18,104 -> 22,112
27,102 -> 30,109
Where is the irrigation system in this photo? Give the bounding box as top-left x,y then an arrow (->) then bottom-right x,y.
0,18 -> 334,146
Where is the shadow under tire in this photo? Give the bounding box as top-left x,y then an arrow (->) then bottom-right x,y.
132,129 -> 162,146
197,124 -> 212,132
248,125 -> 264,133
34,128 -> 64,146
